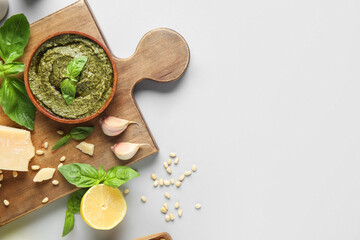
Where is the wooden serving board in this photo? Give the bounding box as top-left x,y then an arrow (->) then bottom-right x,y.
0,0 -> 189,226
134,232 -> 172,240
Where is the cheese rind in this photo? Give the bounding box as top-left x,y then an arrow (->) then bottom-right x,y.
0,125 -> 35,171
33,168 -> 56,182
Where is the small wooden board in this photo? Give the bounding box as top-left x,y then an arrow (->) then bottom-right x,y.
134,232 -> 172,240
0,0 -> 189,226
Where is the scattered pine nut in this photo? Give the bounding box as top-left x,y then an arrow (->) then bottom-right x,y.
164,192 -> 171,199
60,156 -> 66,162
170,178 -> 175,185
163,162 -> 168,169
176,181 -> 182,187
169,212 -> 175,221
163,202 -> 169,210
179,174 -> 185,182
153,179 -> 159,187
36,150 -> 44,156
174,202 -> 180,209
167,158 -> 172,166
178,209 -> 183,217
57,130 -> 64,135
42,197 -> 49,204
0,174 -> 3,181
57,163 -> 63,169
174,157 -> 179,165
12,171 -> 18,178
141,196 -> 147,203
159,178 -> 164,186
195,203 -> 202,209
123,189 -> 130,195
164,180 -> 170,186
43,142 -> 49,149
52,180 -> 59,186
165,214 -> 170,222
151,173 -> 157,180
169,152 -> 176,158
161,207 -> 167,214
191,164 -> 197,172
31,165 -> 40,171
184,171 -> 192,176
3,199 -> 9,207
166,167 -> 172,174
0,183 -> 2,188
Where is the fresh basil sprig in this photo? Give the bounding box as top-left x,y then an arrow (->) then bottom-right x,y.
0,14 -> 36,130
62,189 -> 87,237
58,163 -> 139,188
52,126 -> 94,150
61,56 -> 88,105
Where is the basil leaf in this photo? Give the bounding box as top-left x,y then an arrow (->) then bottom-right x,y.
60,78 -> 76,105
103,166 -> 139,188
0,76 -> 35,130
3,62 -> 25,75
67,188 -> 87,213
70,127 -> 94,140
52,134 -> 71,150
62,210 -> 74,237
58,163 -> 100,188
98,165 -> 106,182
0,14 -> 30,63
66,56 -> 88,79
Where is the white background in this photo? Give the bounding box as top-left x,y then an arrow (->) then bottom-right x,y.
1,0 -> 360,239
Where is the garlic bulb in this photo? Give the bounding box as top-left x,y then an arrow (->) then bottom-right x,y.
0,0 -> 8,22
100,116 -> 137,136
111,142 -> 150,160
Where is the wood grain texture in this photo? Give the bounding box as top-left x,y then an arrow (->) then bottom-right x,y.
0,0 -> 189,226
134,232 -> 172,240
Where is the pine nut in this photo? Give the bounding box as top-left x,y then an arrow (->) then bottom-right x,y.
141,196 -> 147,203
174,157 -> 179,165
42,197 -> 49,204
169,152 -> 176,158
176,181 -> 181,187
170,178 -> 174,185
174,202 -> 180,209
179,174 -> 185,182
166,167 -> 172,174
60,156 -> 66,162
123,189 -> 130,195
161,207 -> 167,214
57,130 -> 64,135
167,158 -> 172,166
31,165 -> 40,170
3,199 -> 9,206
151,173 -> 157,180
58,163 -> 63,168
164,192 -> 171,199
43,142 -> 49,149
0,183 -> 2,188
165,214 -> 170,222
52,180 -> 59,186
0,174 -> 3,181
153,179 -> 159,187
169,212 -> 175,221
159,178 -> 164,186
164,180 -> 170,186
163,202 -> 168,210
36,150 -> 44,156
178,209 -> 183,217
12,171 -> 18,178
195,203 -> 202,209
191,164 -> 197,172
184,171 -> 192,176
163,162 -> 168,169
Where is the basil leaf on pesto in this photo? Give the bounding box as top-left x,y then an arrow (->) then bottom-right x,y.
70,126 -> 94,140
0,76 -> 36,130
66,56 -> 88,80
61,78 -> 76,105
0,14 -> 30,63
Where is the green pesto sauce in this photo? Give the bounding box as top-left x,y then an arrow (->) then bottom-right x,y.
28,34 -> 113,119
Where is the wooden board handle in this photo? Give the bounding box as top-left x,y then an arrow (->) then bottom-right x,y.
114,28 -> 190,90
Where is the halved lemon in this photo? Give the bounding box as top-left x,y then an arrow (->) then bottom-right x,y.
80,184 -> 127,230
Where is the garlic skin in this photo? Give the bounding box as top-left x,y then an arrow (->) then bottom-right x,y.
111,142 -> 150,160
100,116 -> 137,136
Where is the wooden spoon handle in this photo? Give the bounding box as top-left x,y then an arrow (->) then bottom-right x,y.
114,28 -> 190,90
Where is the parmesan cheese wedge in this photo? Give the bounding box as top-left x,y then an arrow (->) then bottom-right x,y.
76,141 -> 94,156
33,168 -> 56,182
0,125 -> 35,171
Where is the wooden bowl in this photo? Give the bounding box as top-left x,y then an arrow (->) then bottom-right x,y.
24,31 -> 117,124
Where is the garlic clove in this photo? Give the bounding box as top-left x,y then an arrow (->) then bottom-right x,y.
111,142 -> 150,160
100,116 -> 138,136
